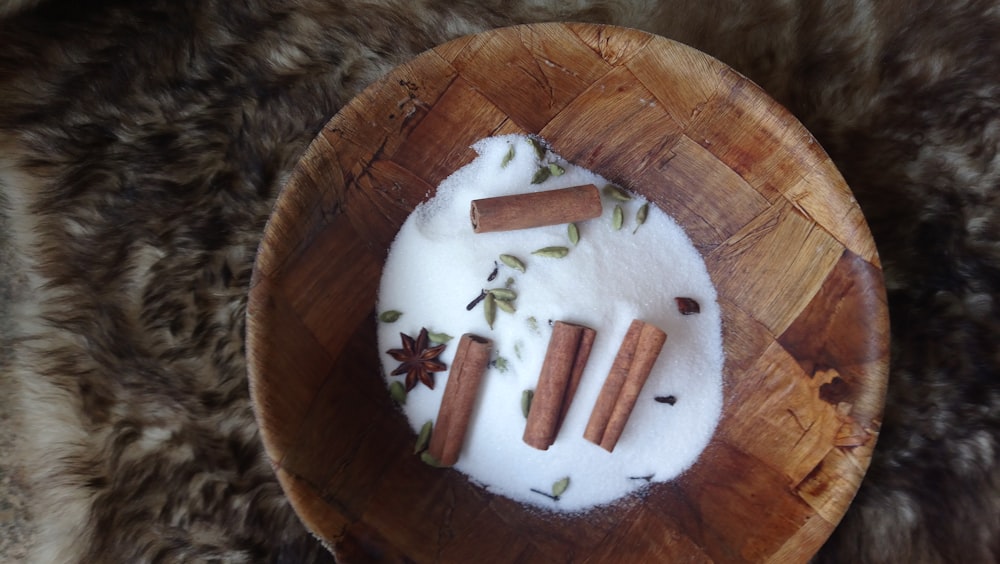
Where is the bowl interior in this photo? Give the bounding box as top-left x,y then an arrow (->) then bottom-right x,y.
247,22 -> 889,562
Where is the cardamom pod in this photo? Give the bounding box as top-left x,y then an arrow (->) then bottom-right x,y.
567,223 -> 580,245
552,476 -> 570,498
548,163 -> 565,176
427,331 -> 453,345
528,137 -> 546,160
495,355 -> 509,373
531,166 -> 551,184
532,246 -> 569,258
379,310 -> 402,323
420,451 -> 446,467
612,204 -> 624,230
484,292 -> 497,329
603,184 -> 632,201
414,420 -> 432,454
497,300 -> 516,314
633,202 -> 649,234
521,389 -> 534,418
500,144 -> 515,168
488,288 -> 517,301
389,381 -> 407,405
499,253 -> 526,273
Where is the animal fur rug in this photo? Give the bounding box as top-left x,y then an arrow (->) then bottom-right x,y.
0,0 -> 997,562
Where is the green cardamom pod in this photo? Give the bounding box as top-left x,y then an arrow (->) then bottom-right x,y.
633,202 -> 649,234
548,163 -> 565,176
389,380 -> 407,405
499,254 -> 526,273
528,137 -> 546,160
488,288 -> 517,301
427,331 -> 453,345
497,300 -> 516,314
603,184 -> 632,201
420,451 -> 446,467
414,420 -> 432,454
500,144 -> 515,168
567,223 -> 580,245
552,476 -> 570,498
531,166 -> 551,184
378,310 -> 403,323
521,389 -> 534,418
532,246 -> 569,258
612,204 -> 624,231
484,292 -> 497,329
495,356 -> 509,373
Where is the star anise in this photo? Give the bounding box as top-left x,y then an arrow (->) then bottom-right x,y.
387,328 -> 447,391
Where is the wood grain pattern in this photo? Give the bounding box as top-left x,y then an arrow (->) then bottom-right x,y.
246,23 -> 889,563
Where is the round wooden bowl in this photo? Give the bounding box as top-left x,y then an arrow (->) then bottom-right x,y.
247,23 -> 889,563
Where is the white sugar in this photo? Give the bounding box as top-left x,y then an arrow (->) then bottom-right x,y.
376,134 -> 724,512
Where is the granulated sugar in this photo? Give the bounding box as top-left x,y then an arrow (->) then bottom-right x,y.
377,134 -> 724,512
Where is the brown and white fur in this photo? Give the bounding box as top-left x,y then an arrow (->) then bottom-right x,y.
0,0 -> 997,562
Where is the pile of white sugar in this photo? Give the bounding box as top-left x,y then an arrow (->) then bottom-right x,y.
376,134 -> 724,512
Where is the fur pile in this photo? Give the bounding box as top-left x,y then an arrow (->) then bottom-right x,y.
0,0 -> 996,562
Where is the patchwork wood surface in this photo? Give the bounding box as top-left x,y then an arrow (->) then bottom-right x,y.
247,22 -> 888,563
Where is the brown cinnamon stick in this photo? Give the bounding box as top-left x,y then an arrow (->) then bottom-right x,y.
470,184 -> 602,233
523,321 -> 597,450
584,319 -> 667,452
427,333 -> 492,466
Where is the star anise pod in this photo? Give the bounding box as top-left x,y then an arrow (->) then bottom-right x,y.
387,328 -> 447,391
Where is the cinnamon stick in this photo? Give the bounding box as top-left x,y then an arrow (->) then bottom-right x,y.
470,184 -> 602,233
523,321 -> 596,450
427,333 -> 492,466
584,319 -> 667,452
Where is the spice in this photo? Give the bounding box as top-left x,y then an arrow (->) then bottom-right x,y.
427,331 -> 453,345
633,203 -> 649,234
388,381 -> 407,405
548,163 -> 565,176
612,205 -> 624,231
531,166 -> 551,184
488,288 -> 517,301
521,389 -> 534,418
470,185 -> 602,233
484,293 -> 497,329
567,223 -> 580,245
426,334 -> 493,466
420,451 -> 445,467
379,310 -> 403,323
494,355 -> 510,373
523,321 -> 597,450
499,254 -> 526,273
584,320 -> 668,452
531,246 -> 569,258
465,290 -> 487,311
675,297 -> 701,315
528,137 -> 546,159
603,184 -> 632,201
386,328 -> 447,391
654,395 -> 677,405
551,476 -> 570,498
487,262 -> 499,282
500,144 -> 515,168
414,420 -> 433,454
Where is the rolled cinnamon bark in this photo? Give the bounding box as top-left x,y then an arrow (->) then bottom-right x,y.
427,333 -> 492,466
584,319 -> 667,452
523,321 -> 597,450
470,184 -> 602,233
